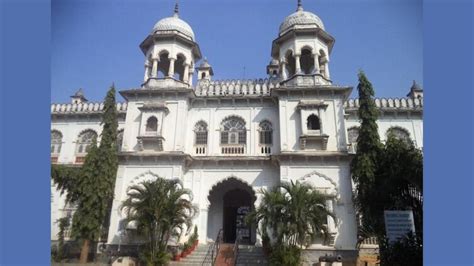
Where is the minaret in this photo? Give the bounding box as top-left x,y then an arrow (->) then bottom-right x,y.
270,0 -> 335,85
70,88 -> 88,104
196,58 -> 214,81
139,2 -> 202,89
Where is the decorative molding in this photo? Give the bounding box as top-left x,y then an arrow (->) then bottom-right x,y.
296,99 -> 329,109
298,170 -> 339,200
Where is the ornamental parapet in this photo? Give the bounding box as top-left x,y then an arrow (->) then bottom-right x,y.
194,78 -> 279,97
51,102 -> 128,114
344,97 -> 423,112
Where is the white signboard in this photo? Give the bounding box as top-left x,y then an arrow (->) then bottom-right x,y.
384,210 -> 416,243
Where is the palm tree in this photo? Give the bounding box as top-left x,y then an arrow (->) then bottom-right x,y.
248,181 -> 335,264
250,181 -> 335,247
121,177 -> 197,266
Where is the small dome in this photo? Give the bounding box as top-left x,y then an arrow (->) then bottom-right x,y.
199,59 -> 211,68
269,59 -> 279,66
152,14 -> 195,41
279,8 -> 325,36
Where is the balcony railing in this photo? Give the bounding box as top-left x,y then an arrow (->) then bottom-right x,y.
221,145 -> 246,155
259,145 -> 272,155
195,145 -> 207,155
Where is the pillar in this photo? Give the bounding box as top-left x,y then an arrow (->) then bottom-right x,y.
295,54 -> 301,74
324,60 -> 330,79
168,57 -> 176,77
326,199 -> 336,233
183,63 -> 190,83
151,58 -> 158,78
188,65 -> 194,86
281,61 -> 288,80
143,62 -> 150,81
200,205 -> 209,243
313,53 -> 320,74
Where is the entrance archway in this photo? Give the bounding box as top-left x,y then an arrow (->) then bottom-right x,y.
207,177 -> 256,244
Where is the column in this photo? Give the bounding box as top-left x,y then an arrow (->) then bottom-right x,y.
168,57 -> 176,77
200,205 -> 209,243
281,61 -> 288,80
313,53 -> 320,74
151,58 -> 158,78
295,54 -> 301,74
326,199 -> 336,233
254,195 -> 263,247
143,63 -> 150,81
325,60 -> 330,79
188,66 -> 194,86
183,63 -> 190,83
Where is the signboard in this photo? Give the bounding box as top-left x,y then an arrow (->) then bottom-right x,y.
384,210 -> 416,243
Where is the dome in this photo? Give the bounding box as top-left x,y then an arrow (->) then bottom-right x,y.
152,14 -> 195,41
279,8 -> 325,36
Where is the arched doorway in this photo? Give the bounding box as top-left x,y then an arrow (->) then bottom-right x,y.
207,177 -> 256,244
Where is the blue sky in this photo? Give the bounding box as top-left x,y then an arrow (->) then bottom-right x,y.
51,0 -> 422,103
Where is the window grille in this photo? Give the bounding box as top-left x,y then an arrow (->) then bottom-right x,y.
220,116 -> 246,145
76,130 -> 97,155
51,130 -> 63,154
194,121 -> 208,145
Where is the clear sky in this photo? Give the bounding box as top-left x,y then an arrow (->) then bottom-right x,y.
51,0 -> 422,103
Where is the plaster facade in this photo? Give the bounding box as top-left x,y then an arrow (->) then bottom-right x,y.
51,3 -> 423,260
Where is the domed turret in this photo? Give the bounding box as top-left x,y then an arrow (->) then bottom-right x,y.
270,0 -> 335,85
279,4 -> 325,36
140,3 -> 202,89
152,6 -> 195,41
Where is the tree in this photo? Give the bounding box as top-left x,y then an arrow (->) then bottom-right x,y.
51,85 -> 119,263
350,72 -> 423,264
121,177 -> 197,266
350,71 -> 383,239
247,181 -> 334,266
375,135 -> 423,265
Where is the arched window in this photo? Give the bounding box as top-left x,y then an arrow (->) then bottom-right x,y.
146,116 -> 158,132
221,116 -> 246,145
347,127 -> 359,144
386,127 -> 410,142
259,121 -> 273,145
307,114 -> 321,130
347,127 -> 359,153
174,54 -> 186,81
51,130 -> 63,154
117,129 -> 124,152
76,130 -> 97,154
285,50 -> 296,77
157,51 -> 170,78
300,48 -> 314,74
194,121 -> 208,145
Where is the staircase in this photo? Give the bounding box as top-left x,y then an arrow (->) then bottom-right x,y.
168,244 -> 211,266
235,245 -> 268,266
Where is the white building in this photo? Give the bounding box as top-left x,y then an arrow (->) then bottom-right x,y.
51,2 -> 423,262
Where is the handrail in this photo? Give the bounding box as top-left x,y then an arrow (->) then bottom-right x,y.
202,229 -> 223,266
233,231 -> 241,266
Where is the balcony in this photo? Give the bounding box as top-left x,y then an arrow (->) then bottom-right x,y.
259,145 -> 272,155
221,144 -> 246,155
299,133 -> 329,150
137,132 -> 164,152
194,145 -> 207,155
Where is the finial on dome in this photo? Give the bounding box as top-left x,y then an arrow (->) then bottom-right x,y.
173,1 -> 179,17
297,0 -> 303,11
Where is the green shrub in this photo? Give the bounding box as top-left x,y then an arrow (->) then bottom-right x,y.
139,249 -> 171,266
268,245 -> 301,266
